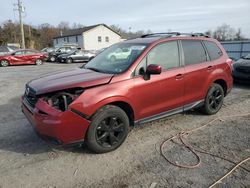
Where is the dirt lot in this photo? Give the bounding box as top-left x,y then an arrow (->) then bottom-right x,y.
0,63 -> 249,188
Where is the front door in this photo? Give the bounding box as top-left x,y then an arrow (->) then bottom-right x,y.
11,50 -> 26,65
132,41 -> 185,121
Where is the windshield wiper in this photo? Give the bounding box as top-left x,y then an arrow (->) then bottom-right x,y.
85,67 -> 101,72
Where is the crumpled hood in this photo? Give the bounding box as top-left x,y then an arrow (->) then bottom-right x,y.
28,68 -> 113,95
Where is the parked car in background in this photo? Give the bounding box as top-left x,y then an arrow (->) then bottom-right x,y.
57,50 -> 96,63
96,48 -> 107,55
0,45 -> 19,55
107,47 -> 131,62
22,32 -> 233,153
0,49 -> 47,67
232,53 -> 250,83
48,46 -> 79,62
41,47 -> 56,53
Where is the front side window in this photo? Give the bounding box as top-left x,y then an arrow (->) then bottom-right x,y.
147,41 -> 180,70
14,51 -> 24,55
182,40 -> 207,65
84,43 -> 148,74
134,58 -> 147,76
134,41 -> 180,76
203,41 -> 222,60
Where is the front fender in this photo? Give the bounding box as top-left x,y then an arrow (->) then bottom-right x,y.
69,80 -> 135,117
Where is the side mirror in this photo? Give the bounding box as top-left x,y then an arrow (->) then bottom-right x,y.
143,64 -> 162,80
146,64 -> 162,75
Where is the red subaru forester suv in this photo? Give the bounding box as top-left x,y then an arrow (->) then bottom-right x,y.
22,33 -> 233,153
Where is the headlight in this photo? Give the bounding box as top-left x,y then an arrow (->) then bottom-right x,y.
43,88 -> 84,111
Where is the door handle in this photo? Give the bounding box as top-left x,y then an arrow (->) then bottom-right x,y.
175,74 -> 183,80
207,66 -> 213,71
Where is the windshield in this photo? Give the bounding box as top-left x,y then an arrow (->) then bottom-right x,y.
243,53 -> 250,59
83,43 -> 148,74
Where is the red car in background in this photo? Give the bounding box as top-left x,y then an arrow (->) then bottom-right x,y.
0,49 -> 47,67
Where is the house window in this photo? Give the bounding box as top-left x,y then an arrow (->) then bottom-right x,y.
76,36 -> 78,42
56,39 -> 58,44
64,37 -> 66,42
67,37 -> 69,42
98,36 -> 102,42
105,36 -> 109,42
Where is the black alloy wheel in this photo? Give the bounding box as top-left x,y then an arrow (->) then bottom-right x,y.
202,83 -> 224,115
96,116 -> 125,148
86,105 -> 129,153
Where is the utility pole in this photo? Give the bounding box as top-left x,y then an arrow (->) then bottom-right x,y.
17,0 -> 25,49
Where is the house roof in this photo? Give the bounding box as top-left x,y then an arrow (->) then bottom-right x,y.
53,24 -> 121,39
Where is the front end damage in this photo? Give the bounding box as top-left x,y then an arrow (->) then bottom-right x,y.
22,87 -> 90,145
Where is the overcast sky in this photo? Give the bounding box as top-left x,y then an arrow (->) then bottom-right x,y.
1,0 -> 250,37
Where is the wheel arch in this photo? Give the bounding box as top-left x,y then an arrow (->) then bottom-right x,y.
88,98 -> 135,127
213,79 -> 228,96
109,101 -> 135,126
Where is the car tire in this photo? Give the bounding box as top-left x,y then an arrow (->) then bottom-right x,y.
86,105 -> 130,153
110,55 -> 116,62
202,83 -> 224,115
0,60 -> 9,67
66,58 -> 73,64
50,56 -> 56,62
35,59 -> 43,65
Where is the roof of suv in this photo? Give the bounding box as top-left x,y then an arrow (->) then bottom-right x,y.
123,32 -> 213,44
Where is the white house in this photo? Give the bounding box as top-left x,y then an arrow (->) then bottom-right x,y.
53,24 -> 122,50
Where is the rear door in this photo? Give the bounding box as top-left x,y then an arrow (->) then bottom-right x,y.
180,40 -> 211,105
23,50 -> 38,64
133,41 -> 185,120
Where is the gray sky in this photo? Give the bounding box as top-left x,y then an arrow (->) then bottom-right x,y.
1,0 -> 250,37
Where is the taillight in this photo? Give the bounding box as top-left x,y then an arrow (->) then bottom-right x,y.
226,58 -> 233,72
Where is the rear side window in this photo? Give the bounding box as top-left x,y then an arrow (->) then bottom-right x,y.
146,41 -> 180,70
203,41 -> 222,60
182,40 -> 207,65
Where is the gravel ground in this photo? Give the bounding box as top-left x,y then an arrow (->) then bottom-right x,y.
0,63 -> 249,188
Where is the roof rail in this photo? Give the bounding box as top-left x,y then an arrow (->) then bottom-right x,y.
140,32 -> 209,38
141,32 -> 181,38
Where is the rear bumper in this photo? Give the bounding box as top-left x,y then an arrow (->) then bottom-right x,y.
22,98 -> 90,145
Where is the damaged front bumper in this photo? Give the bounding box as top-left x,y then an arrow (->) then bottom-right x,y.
22,97 -> 90,145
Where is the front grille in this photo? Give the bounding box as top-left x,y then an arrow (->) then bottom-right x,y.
236,67 -> 250,74
24,86 -> 38,108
